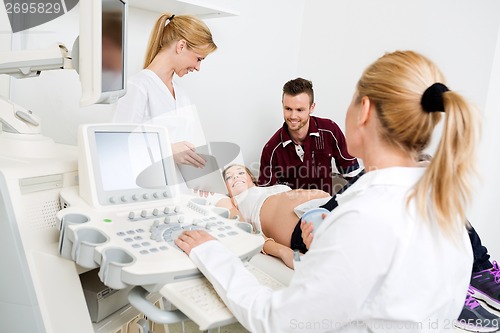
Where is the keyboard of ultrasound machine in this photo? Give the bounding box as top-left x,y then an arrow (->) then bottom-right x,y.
160,262 -> 286,330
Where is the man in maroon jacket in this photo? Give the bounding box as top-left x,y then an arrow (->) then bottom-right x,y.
258,77 -> 361,195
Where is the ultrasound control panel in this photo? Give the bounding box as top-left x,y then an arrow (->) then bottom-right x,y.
57,186 -> 263,292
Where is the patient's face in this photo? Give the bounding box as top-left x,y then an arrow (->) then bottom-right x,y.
224,166 -> 255,197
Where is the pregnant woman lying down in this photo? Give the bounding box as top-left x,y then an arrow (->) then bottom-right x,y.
216,164 -> 330,268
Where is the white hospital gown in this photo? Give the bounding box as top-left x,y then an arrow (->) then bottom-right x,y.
233,184 -> 291,230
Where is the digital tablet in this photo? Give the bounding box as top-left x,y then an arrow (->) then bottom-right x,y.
177,154 -> 228,194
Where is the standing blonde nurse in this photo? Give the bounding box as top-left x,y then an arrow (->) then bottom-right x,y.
113,12 -> 217,167
176,50 -> 479,332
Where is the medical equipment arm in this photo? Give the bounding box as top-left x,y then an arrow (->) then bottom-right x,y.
0,43 -> 72,78
0,44 -> 72,134
128,286 -> 188,324
0,96 -> 40,134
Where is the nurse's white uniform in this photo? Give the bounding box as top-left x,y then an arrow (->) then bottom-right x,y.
190,167 -> 473,332
113,69 -> 228,201
113,69 -> 205,146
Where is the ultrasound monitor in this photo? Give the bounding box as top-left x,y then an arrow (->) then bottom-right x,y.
101,2 -> 126,94
78,124 -> 180,208
76,0 -> 128,106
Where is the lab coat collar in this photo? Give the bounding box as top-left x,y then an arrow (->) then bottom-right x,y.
143,69 -> 179,101
336,167 -> 426,205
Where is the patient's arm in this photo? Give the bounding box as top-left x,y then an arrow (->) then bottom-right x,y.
216,197 -> 244,221
262,238 -> 296,269
216,196 -> 296,268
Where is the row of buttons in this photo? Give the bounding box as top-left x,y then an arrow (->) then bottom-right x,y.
108,191 -> 171,204
187,200 -> 210,216
127,206 -> 181,220
116,228 -> 146,237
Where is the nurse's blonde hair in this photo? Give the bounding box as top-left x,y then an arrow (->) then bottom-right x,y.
356,50 -> 479,234
143,12 -> 217,68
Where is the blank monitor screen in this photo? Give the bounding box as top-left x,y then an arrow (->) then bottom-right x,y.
81,124 -> 178,206
95,131 -> 167,191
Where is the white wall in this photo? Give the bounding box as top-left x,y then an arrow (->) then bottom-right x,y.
299,0 -> 500,259
2,0 -> 499,259
471,28 -> 500,261
180,0 -> 305,172
300,0 -> 499,128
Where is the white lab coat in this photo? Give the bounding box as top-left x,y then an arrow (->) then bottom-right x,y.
113,69 -> 206,146
113,69 -> 228,201
190,167 -> 472,332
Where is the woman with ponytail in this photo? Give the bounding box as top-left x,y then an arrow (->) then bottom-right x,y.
113,12 -> 217,167
173,50 -> 480,332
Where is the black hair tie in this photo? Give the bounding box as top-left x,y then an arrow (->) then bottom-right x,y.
421,82 -> 449,113
168,14 -> 175,21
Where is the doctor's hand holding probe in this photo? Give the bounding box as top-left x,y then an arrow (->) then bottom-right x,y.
113,12 -> 217,168
175,50 -> 480,332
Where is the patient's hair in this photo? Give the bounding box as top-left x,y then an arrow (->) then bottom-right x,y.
143,12 -> 217,68
356,50 -> 479,235
283,78 -> 314,106
222,164 -> 257,185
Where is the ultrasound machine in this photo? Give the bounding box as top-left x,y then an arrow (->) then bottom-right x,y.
0,0 -> 288,330
0,119 -> 288,333
57,123 -> 284,330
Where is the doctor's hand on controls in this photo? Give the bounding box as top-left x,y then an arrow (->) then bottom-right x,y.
112,12 -> 217,168
175,218 -> 324,256
175,229 -> 214,255
174,50 -> 479,332
175,212 -> 326,260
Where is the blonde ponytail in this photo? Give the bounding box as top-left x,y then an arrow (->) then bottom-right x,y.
357,50 -> 480,235
143,12 -> 217,69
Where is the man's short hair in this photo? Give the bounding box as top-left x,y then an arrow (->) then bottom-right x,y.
283,77 -> 314,105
